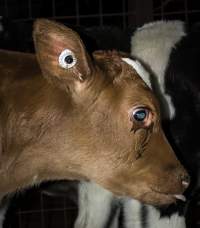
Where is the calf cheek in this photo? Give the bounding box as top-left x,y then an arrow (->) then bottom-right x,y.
142,133 -> 186,193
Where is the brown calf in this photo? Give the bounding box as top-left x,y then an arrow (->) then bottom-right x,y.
0,19 -> 189,205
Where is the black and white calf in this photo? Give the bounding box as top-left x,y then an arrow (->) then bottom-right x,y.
75,20 -> 200,228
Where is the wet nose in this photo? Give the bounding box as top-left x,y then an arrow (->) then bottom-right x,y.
180,173 -> 190,189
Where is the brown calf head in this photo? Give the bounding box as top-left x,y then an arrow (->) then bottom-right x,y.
33,19 -> 189,205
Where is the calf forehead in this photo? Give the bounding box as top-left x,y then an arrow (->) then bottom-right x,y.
88,51 -> 159,118
93,50 -> 151,84
99,67 -> 156,106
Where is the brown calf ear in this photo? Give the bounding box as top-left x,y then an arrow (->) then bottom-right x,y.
33,19 -> 93,89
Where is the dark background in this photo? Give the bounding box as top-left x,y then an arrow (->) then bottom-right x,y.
1,0 -> 200,53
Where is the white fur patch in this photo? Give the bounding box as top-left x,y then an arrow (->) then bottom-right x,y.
75,182 -> 119,228
131,20 -> 185,90
122,58 -> 152,88
123,198 -> 186,228
131,20 -> 185,119
165,94 -> 175,120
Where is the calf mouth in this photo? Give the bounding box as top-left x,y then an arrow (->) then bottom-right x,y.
145,187 -> 186,205
111,185 -> 186,206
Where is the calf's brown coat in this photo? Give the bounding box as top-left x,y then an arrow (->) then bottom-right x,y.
0,19 -> 189,205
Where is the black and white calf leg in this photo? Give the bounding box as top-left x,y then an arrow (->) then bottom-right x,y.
75,182 -> 120,228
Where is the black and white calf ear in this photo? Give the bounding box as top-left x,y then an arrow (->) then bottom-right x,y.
122,58 -> 152,89
33,19 -> 94,88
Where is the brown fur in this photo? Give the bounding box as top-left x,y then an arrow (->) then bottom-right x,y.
0,19 -> 189,205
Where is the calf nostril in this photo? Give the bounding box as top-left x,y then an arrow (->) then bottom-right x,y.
181,174 -> 190,188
